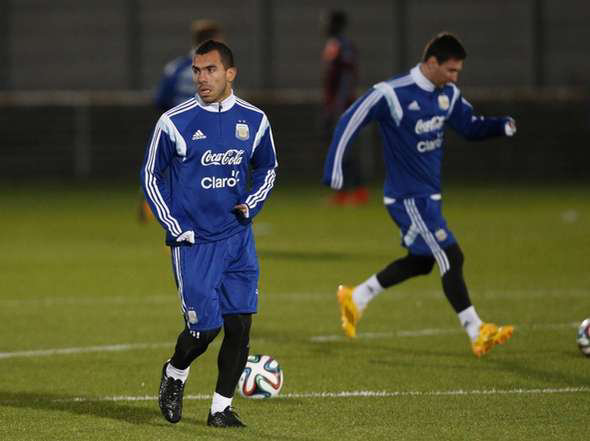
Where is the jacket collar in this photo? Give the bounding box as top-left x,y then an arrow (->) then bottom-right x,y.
411,64 -> 436,92
195,91 -> 236,112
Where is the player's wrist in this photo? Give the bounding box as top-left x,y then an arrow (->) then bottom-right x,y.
176,230 -> 195,244
233,203 -> 251,225
504,117 -> 516,136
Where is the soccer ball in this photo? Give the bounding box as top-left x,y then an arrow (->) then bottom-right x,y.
576,318 -> 590,357
237,354 -> 284,399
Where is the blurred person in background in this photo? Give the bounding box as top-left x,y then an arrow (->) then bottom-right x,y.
321,10 -> 368,205
155,19 -> 225,111
140,19 -> 224,222
323,32 -> 516,357
141,40 -> 278,428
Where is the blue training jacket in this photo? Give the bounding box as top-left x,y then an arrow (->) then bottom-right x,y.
141,92 -> 278,245
323,64 -> 511,199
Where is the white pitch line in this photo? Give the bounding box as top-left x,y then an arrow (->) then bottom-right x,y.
311,329 -> 460,343
310,322 -> 580,342
2,387 -> 588,405
0,322 -> 579,360
2,288 -> 588,308
0,295 -> 172,308
282,387 -> 590,399
0,292 -> 326,307
0,342 -> 173,360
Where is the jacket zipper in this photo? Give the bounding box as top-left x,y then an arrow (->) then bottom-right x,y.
218,103 -> 223,139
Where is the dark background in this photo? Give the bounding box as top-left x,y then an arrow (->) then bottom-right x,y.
0,0 -> 588,183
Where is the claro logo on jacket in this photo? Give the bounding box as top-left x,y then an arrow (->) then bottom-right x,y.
201,149 -> 245,166
201,170 -> 241,189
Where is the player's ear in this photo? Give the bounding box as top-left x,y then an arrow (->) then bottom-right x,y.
226,66 -> 237,82
425,55 -> 439,69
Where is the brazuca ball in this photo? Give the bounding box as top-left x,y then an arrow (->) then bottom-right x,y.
237,354 -> 284,398
576,318 -> 590,357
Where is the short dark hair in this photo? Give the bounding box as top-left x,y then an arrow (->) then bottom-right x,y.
195,40 -> 234,69
422,32 -> 467,63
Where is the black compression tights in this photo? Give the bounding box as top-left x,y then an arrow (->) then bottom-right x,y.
376,253 -> 435,287
376,243 -> 472,313
169,313 -> 252,398
440,243 -> 472,313
215,314 -> 252,398
170,326 -> 220,370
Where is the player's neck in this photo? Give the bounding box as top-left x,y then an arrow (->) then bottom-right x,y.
418,63 -> 443,89
216,87 -> 233,104
418,63 -> 434,84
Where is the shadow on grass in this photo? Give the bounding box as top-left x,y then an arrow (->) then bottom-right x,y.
0,391 -> 314,440
487,355 -> 590,387
0,390 -> 200,427
357,344 -> 590,388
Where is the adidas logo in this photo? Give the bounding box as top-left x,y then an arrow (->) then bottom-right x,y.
192,130 -> 207,141
408,100 -> 421,111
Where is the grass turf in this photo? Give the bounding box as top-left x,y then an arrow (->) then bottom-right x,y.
0,182 -> 589,440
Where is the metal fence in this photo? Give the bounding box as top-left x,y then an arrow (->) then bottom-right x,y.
1,89 -> 588,182
1,1 -> 589,182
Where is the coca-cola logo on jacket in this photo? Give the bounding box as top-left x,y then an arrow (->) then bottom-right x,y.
201,149 -> 245,166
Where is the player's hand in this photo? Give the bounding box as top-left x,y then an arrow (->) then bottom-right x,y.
504,117 -> 516,136
233,204 -> 250,224
176,230 -> 195,244
233,204 -> 249,218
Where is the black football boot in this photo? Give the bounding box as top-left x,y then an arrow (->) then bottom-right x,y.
207,406 -> 246,428
158,361 -> 185,423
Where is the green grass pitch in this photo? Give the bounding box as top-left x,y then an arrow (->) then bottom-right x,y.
1,181 -> 589,440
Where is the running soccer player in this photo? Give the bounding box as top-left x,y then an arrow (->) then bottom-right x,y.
141,40 -> 277,427
323,32 -> 516,357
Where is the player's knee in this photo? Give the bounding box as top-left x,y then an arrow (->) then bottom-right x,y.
172,326 -> 221,368
406,254 -> 436,275
198,328 -> 222,345
180,327 -> 220,353
444,243 -> 464,271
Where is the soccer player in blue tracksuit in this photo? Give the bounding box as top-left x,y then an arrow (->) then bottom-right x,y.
323,33 -> 516,357
139,21 -> 224,223
141,40 -> 277,428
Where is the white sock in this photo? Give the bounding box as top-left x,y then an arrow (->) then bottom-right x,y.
352,274 -> 384,311
166,362 -> 190,383
458,306 -> 483,342
211,392 -> 233,414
